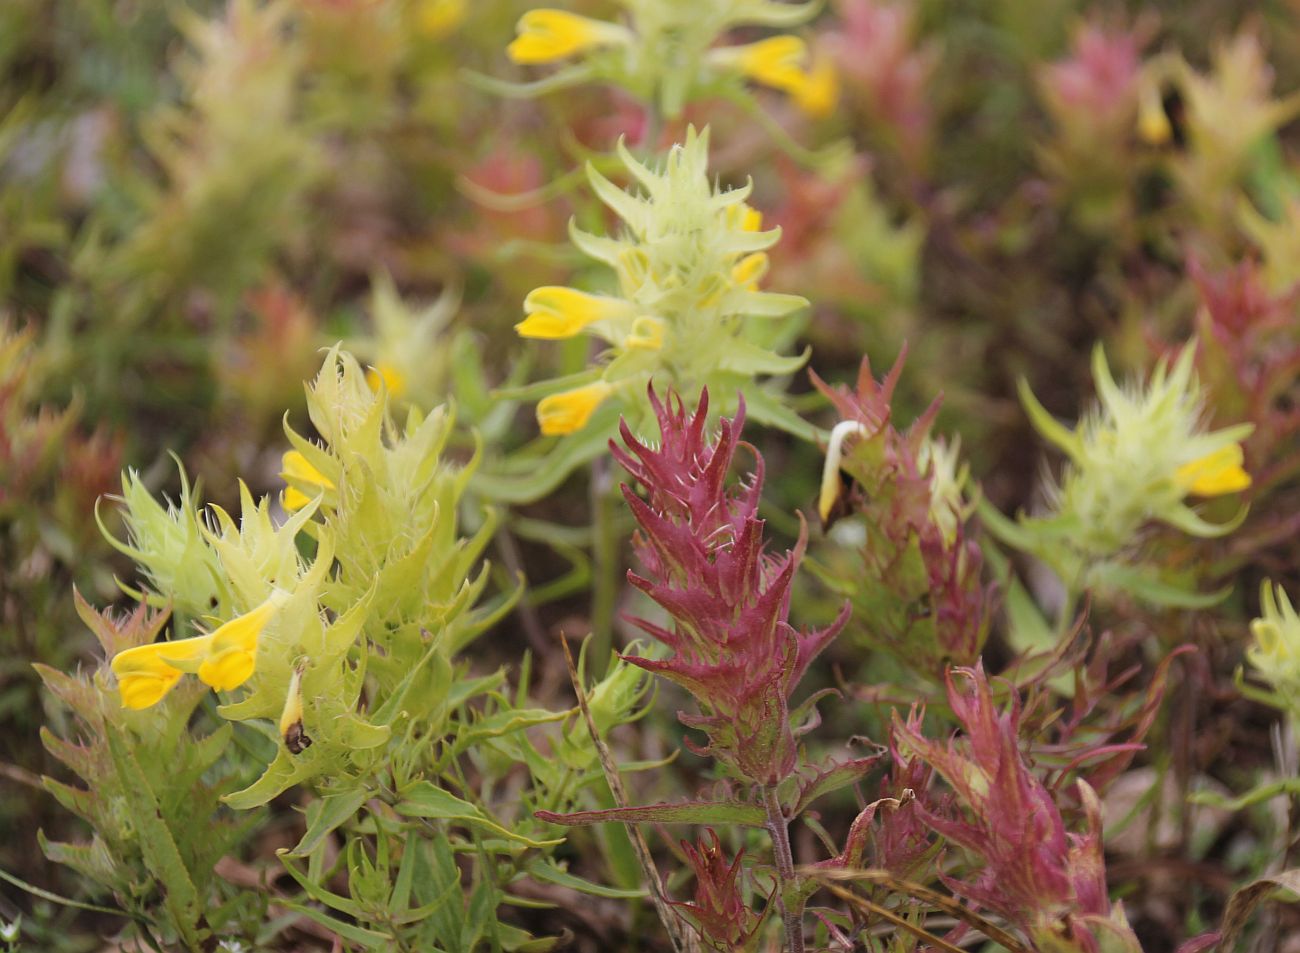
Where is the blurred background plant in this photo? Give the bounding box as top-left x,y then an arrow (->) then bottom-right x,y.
3,0 -> 1300,949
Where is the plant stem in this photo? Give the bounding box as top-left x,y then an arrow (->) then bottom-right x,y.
588,455 -> 620,678
762,785 -> 805,953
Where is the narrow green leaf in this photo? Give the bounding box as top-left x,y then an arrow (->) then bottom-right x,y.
277,900 -> 392,948
525,859 -> 648,899
396,782 -> 564,848
104,729 -> 204,949
286,787 -> 371,857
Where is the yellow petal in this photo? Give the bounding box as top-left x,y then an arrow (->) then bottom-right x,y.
1138,81 -> 1172,146
196,595 -> 285,692
731,252 -> 768,290
730,36 -> 809,90
281,449 -> 334,511
1175,443 -> 1252,497
283,485 -> 313,512
117,669 -> 184,709
198,647 -> 257,693
111,635 -> 214,709
366,363 -> 407,399
282,450 -> 335,489
537,381 -> 614,436
517,286 -> 629,339
507,10 -> 627,65
416,0 -> 466,38
789,57 -> 839,118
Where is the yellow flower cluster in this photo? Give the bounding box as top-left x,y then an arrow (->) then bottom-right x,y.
1024,346 -> 1251,550
518,127 -> 808,435
506,4 -> 836,118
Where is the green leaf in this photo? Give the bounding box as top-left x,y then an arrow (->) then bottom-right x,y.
277,900 -> 393,948
286,787 -> 371,857
278,851 -> 371,921
396,782 -> 564,848
104,728 -> 205,949
536,799 -> 767,828
1017,377 -> 1083,460
1088,561 -> 1231,609
524,859 -> 649,899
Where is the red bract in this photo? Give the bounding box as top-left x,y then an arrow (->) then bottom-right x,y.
894,664 -> 1141,953
1187,257 -> 1300,484
1041,23 -> 1144,137
670,830 -> 764,952
827,0 -> 936,166
612,388 -> 849,784
812,350 -> 993,677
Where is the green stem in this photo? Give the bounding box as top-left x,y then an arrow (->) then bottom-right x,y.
588,455 -> 621,678
762,785 -> 805,953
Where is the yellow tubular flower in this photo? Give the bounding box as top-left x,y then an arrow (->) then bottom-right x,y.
537,381 -> 614,435
508,9 -> 630,65
729,35 -> 809,91
1138,80 -> 1172,145
1175,443 -> 1251,496
111,634 -> 214,710
196,594 -> 285,692
789,56 -> 839,118
517,286 -> 631,339
731,252 -> 769,290
365,363 -> 407,399
281,449 -> 334,512
416,0 -> 466,39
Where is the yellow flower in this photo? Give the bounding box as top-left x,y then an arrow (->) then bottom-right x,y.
365,362 -> 407,399
726,36 -> 809,91
416,0 -> 466,38
111,635 -> 214,710
110,594 -> 289,708
281,449 -> 335,512
197,597 -> 282,692
537,380 -> 614,435
507,9 -> 630,65
726,204 -> 763,233
1138,80 -> 1172,145
516,286 -> 631,339
1174,443 -> 1251,497
788,56 -> 839,118
731,252 -> 768,290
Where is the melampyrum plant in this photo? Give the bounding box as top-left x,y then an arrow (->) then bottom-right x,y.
38,347 -> 652,951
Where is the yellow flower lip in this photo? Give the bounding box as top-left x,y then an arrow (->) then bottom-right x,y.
724,35 -> 809,90
712,37 -> 836,115
110,593 -> 289,708
537,380 -> 614,435
1175,443 -> 1251,497
281,449 -> 335,512
516,286 -> 631,339
365,363 -> 407,399
1138,80 -> 1172,145
788,56 -> 839,118
197,594 -> 286,691
507,9 -> 631,65
112,635 -> 214,710
416,0 -> 466,39
731,252 -> 768,290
